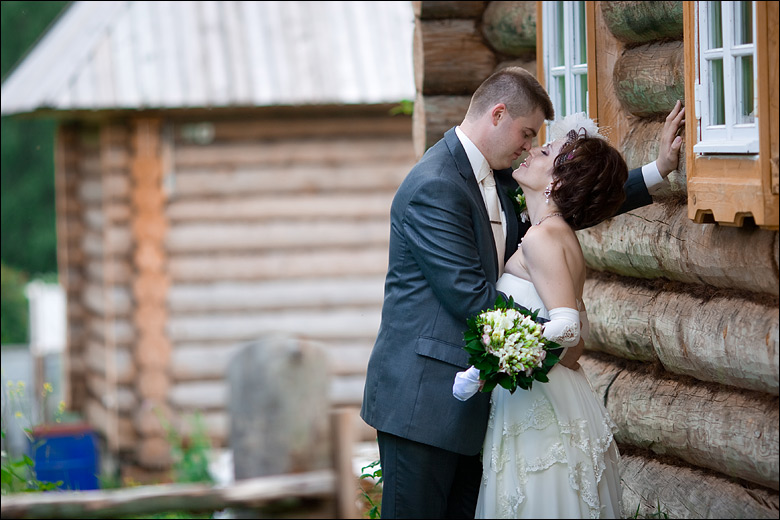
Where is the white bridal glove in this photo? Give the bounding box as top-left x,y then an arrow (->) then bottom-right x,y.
453,366 -> 481,401
543,307 -> 581,360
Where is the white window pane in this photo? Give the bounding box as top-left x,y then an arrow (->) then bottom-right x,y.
577,73 -> 588,113
737,54 -> 754,123
709,58 -> 725,125
576,1 -> 587,65
556,75 -> 567,117
735,1 -> 753,44
709,1 -> 723,49
554,2 -> 565,67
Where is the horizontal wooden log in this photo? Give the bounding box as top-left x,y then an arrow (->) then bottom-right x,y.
82,283 -> 132,316
169,247 -> 389,282
620,451 -> 779,519
133,401 -> 173,438
621,119 -> 687,197
85,370 -> 137,412
82,228 -> 133,256
87,316 -> 135,345
170,376 -> 366,412
176,115 -> 412,143
171,164 -> 409,197
481,1 -> 536,57
84,340 -> 135,383
412,1 -> 486,20
583,276 -> 779,395
85,259 -> 132,285
137,435 -> 173,470
166,193 -> 395,222
413,94 -> 471,157
576,203 -> 780,296
413,19 -> 497,95
613,41 -> 685,118
83,395 -> 136,451
174,137 -> 414,168
581,356 -> 780,490
171,340 -> 373,380
168,277 -> 384,313
135,369 -> 171,402
167,308 -> 381,343
166,220 -> 389,253
0,469 -> 338,519
600,1 -> 684,44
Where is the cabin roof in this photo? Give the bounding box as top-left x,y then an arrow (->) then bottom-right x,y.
0,1 -> 415,116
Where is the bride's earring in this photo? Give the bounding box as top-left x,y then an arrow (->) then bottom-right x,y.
544,184 -> 552,204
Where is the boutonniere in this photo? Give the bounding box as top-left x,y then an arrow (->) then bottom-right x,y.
508,186 -> 529,223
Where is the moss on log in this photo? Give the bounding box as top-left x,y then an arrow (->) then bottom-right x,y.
600,1 -> 684,45
621,119 -> 687,198
613,41 -> 685,118
481,1 -> 536,58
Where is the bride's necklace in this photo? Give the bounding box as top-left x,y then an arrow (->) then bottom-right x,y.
534,212 -> 563,226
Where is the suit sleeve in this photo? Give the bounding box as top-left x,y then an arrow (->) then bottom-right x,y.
402,176 -> 498,322
615,166 -> 653,215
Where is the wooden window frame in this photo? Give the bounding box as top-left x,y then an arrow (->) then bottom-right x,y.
684,1 -> 778,229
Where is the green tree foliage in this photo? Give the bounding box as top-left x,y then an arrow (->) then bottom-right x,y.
1,1 -> 70,277
0,262 -> 28,344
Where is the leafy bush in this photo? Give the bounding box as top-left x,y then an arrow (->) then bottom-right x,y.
0,262 -> 28,344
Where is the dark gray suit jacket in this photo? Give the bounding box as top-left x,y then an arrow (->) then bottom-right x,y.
360,127 -> 652,456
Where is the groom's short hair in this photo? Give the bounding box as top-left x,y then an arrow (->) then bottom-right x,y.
466,67 -> 554,121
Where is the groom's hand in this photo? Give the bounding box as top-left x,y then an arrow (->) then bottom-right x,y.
656,100 -> 685,179
558,337 -> 584,371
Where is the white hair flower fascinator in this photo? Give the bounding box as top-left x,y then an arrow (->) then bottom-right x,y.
548,112 -> 608,144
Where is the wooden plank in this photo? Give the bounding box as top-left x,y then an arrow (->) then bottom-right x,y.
168,247 -> 390,281
171,163 -> 409,196
169,376 -> 366,410
171,341 -> 372,380
582,356 -> 780,490
166,220 -> 390,253
0,470 -> 338,519
168,276 -> 384,313
576,203 -> 780,295
173,137 -> 415,167
166,193 -> 395,222
167,308 -> 381,343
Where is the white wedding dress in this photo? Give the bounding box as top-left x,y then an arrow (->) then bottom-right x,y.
475,273 -> 623,519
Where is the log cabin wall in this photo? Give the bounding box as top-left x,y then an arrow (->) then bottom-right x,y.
412,1 -> 778,518
55,106 -> 414,480
162,108 -> 415,453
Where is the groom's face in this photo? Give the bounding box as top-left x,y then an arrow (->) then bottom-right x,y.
489,107 -> 545,170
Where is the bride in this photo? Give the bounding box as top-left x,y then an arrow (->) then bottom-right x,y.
453,116 -> 628,519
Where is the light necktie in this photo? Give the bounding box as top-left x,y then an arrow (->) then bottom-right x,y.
481,168 -> 505,276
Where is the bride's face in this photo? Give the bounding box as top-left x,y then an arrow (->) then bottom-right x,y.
511,138 -> 565,189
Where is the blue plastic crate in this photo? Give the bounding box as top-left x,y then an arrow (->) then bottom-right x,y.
30,423 -> 100,490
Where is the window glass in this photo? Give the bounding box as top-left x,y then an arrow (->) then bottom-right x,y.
709,58 -> 725,125
736,1 -> 753,44
709,1 -> 723,48
737,55 -> 754,123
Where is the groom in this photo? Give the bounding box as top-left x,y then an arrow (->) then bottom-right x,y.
360,67 -> 684,518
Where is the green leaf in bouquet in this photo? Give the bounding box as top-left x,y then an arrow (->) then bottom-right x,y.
481,379 -> 498,393
534,371 -> 550,383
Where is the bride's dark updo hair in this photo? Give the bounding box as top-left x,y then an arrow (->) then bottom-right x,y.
548,130 -> 628,230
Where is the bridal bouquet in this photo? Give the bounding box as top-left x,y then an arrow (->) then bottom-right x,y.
463,295 -> 561,393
